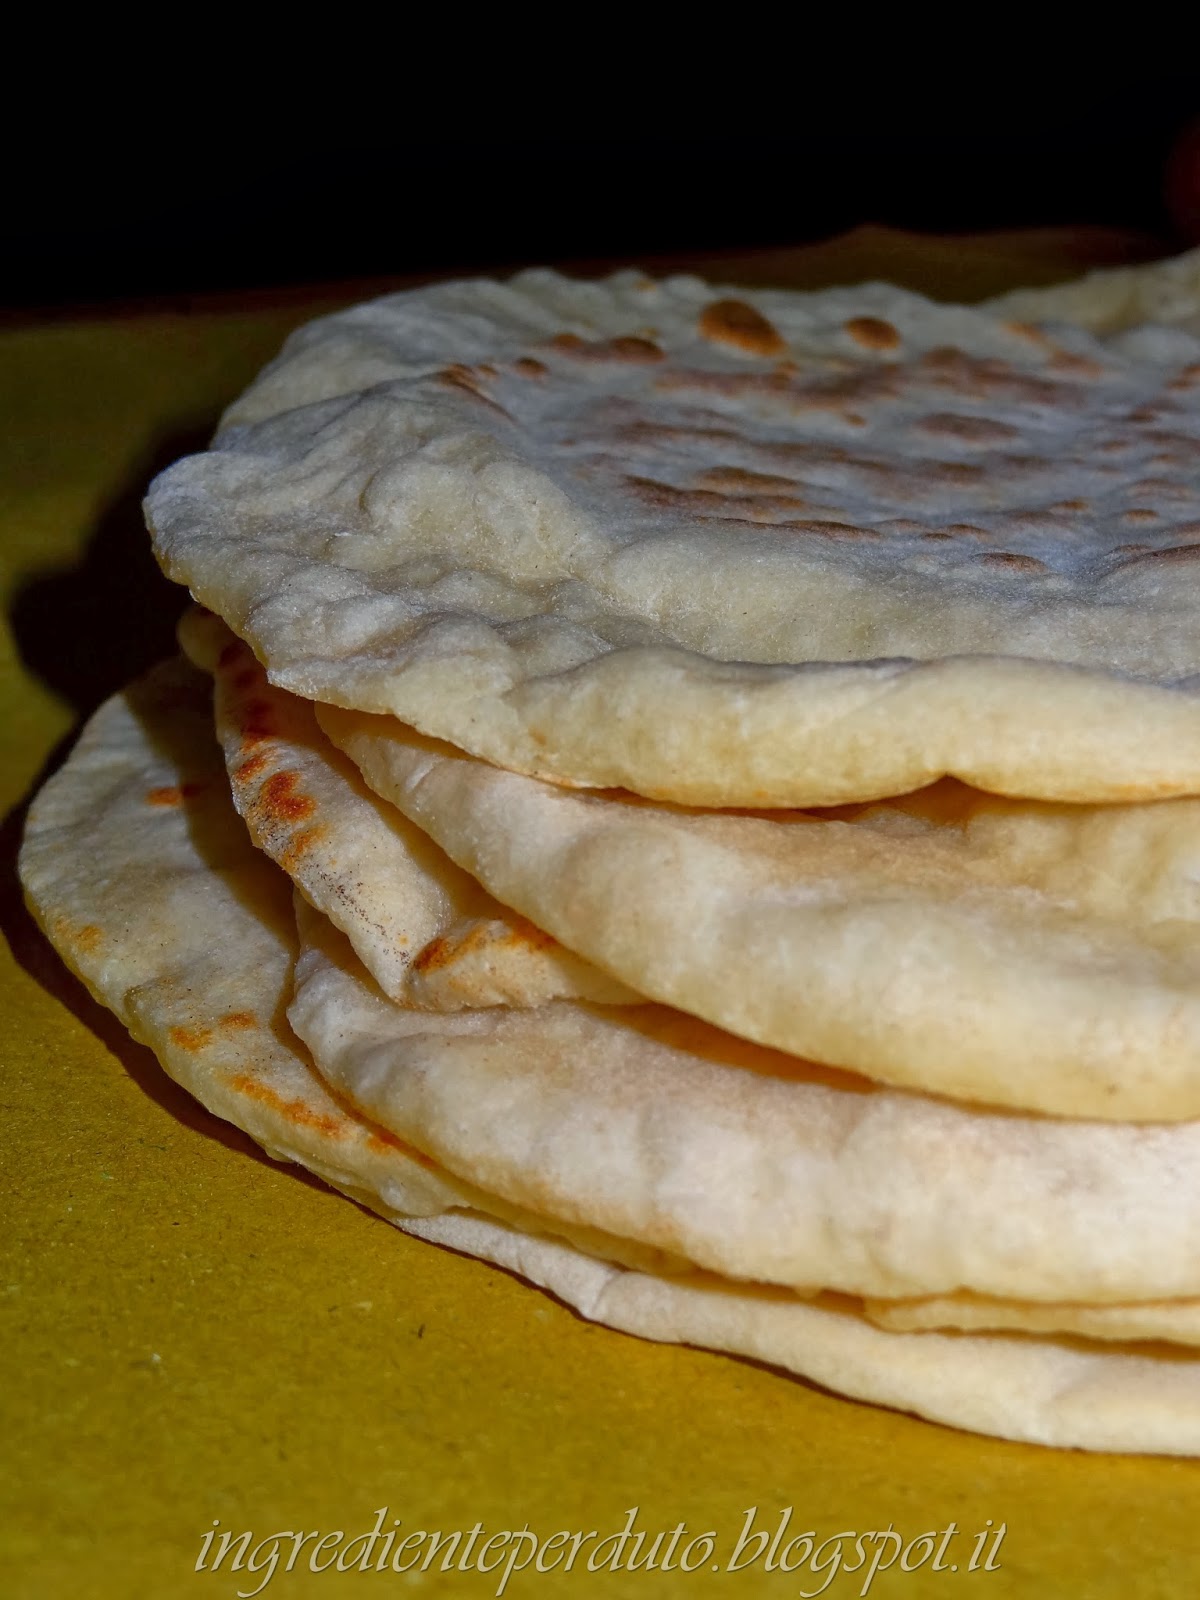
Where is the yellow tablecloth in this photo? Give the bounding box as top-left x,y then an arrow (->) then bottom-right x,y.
3,232 -> 1196,1599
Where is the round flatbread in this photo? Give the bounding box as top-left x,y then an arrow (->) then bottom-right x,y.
288,877 -> 1200,1307
404,1211 -> 1200,1456
15,657 -> 673,1275
179,606 -> 632,1010
864,1292 -> 1200,1346
320,697 -> 1200,1122
146,258 -> 1200,807
21,662 -> 1200,1454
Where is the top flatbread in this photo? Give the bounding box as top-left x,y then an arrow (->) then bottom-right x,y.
145,258 -> 1200,806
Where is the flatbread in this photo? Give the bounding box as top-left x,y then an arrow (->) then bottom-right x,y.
289,883 -> 1200,1307
21,664 -> 1200,1455
986,248 -> 1200,334
14,658 -> 674,1275
404,1211 -> 1200,1456
146,258 -> 1200,807
179,606 -> 632,1009
320,698 -> 1200,1121
16,659 -> 455,1213
864,1293 -> 1200,1346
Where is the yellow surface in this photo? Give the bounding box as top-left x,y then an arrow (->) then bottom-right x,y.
3,236 -> 1197,1600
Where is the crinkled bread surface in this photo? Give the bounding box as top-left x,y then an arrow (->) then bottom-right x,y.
26,250 -> 1200,1459
319,686 -> 1200,1121
184,606 -> 1200,1128
178,605 -> 633,1010
146,256 -> 1200,807
20,661 -> 1200,1456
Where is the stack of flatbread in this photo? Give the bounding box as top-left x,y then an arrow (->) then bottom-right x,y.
23,253 -> 1200,1453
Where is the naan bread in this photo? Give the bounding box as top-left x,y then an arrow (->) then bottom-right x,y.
321,699 -> 1200,1121
179,606 -> 631,1009
146,260 -> 1200,807
22,661 -> 1200,1454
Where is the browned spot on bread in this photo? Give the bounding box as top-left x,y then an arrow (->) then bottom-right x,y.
226,1074 -> 344,1137
1047,349 -> 1106,378
1003,320 -> 1049,343
919,348 -> 1068,407
1051,498 -> 1089,512
549,332 -> 664,363
220,1010 -> 257,1031
279,825 -> 326,872
169,1025 -> 213,1052
1130,475 -> 1193,501
236,698 -> 276,748
976,552 -> 1049,572
146,782 -> 205,807
1168,363 -> 1200,391
512,357 -> 547,378
696,466 -> 802,494
365,1128 -> 438,1165
77,924 -> 102,952
916,413 -> 1019,446
1118,543 -> 1200,568
239,718 -> 274,747
412,933 -> 456,975
624,476 -> 810,519
234,752 -> 269,784
770,518 -> 880,540
655,363 -> 899,415
609,417 -> 741,449
944,524 -> 989,538
1121,509 -> 1161,525
413,915 -> 558,977
501,915 -> 558,953
260,770 -> 315,824
439,365 -> 512,418
934,462 -> 985,486
698,299 -> 786,358
624,476 -> 728,510
844,316 -> 900,352
607,335 -> 664,362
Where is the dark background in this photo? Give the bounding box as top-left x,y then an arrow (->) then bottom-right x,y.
5,84 -> 1200,311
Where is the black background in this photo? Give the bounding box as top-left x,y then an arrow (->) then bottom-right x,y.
5,81 -> 1200,310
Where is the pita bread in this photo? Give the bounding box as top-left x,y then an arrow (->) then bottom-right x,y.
288,876 -> 1200,1306
21,664 -> 1200,1454
404,1211 -> 1200,1456
178,606 -> 632,1010
146,259 -> 1200,808
864,1292 -> 1200,1346
985,248 -> 1200,334
319,699 -> 1200,1121
15,658 -> 676,1275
